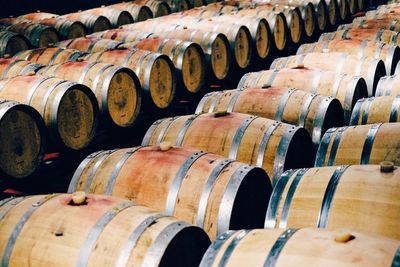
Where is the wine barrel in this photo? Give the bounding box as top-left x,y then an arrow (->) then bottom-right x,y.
84,6 -> 133,28
200,228 -> 400,267
238,68 -> 368,123
0,58 -> 43,79
0,194 -> 211,267
189,0 -> 205,7
19,12 -> 86,40
123,18 -> 253,70
363,9 -> 400,20
350,96 -> 400,125
3,21 -> 59,48
135,0 -> 172,17
346,17 -> 400,32
163,0 -> 191,12
123,38 -> 206,96
319,28 -> 400,47
83,49 -> 175,111
0,31 -> 29,58
270,52 -> 386,96
0,75 -> 98,150
68,145 -> 272,239
88,28 -> 154,43
154,29 -> 231,81
315,123 -> 400,167
297,40 -> 400,75
377,74 -> 400,96
61,12 -> 111,33
309,0 -> 329,32
38,61 -> 141,128
328,0 -> 341,26
13,47 -> 85,65
195,87 -> 344,147
141,112 -> 315,184
265,164 -> 400,239
55,37 -> 122,53
111,3 -> 153,22
0,100 -> 46,179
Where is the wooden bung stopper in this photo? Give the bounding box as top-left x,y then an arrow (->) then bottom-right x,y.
215,109 -> 228,117
380,161 -> 394,173
71,191 -> 87,205
333,229 -> 355,243
160,141 -> 173,151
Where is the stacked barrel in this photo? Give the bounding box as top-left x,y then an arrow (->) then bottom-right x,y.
1,1 -> 400,267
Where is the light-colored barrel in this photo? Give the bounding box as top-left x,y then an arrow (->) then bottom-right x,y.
238,68 -> 368,123
265,164 -> 400,239
135,0 -> 172,17
350,96 -> 400,125
38,61 -> 141,128
0,194 -> 211,267
0,99 -> 46,179
68,145 -> 272,239
61,12 -> 111,33
0,75 -> 98,150
376,74 -> 400,96
315,123 -> 400,167
0,30 -> 29,57
195,87 -> 344,147
111,2 -> 154,22
200,228 -> 400,267
83,6 -> 133,27
55,36 -> 122,53
83,48 -> 176,111
297,39 -> 400,75
141,112 -> 315,184
0,58 -> 43,79
270,52 -> 386,96
13,47 -> 85,65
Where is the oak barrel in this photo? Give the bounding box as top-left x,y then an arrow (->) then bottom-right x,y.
0,194 -> 211,267
38,61 -> 141,128
376,74 -> 400,96
0,100 -> 46,179
135,0 -> 172,17
83,6 -> 133,28
0,31 -> 29,58
68,145 -> 271,239
297,39 -> 400,75
270,52 -> 386,96
350,96 -> 400,125
13,47 -> 85,65
266,164 -> 400,239
83,48 -> 176,111
61,12 -> 111,33
195,87 -> 344,147
142,112 -> 315,184
111,2 -> 154,22
0,75 -> 98,150
55,36 -> 122,53
238,68 -> 368,123
315,123 -> 400,167
200,228 -> 400,267
123,38 -> 206,96
0,58 -> 43,79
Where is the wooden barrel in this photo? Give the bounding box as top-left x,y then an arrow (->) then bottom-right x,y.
88,28 -> 153,43
55,37 -> 122,53
347,17 -> 400,32
163,0 -> 191,12
350,96 -> 400,125
0,194 -> 211,267
61,12 -> 111,33
238,68 -> 368,123
200,228 -> 400,266
310,0 -> 329,32
155,29 -> 231,81
195,87 -> 344,147
19,12 -> 86,40
38,61 -> 141,128
111,2 -> 154,22
265,164 -> 400,239
0,58 -> 43,79
328,0 -> 341,26
83,49 -> 176,111
13,47 -> 85,65
68,145 -> 272,239
141,112 -> 315,184
123,38 -> 206,96
363,9 -> 400,20
135,0 -> 172,17
376,74 -> 400,97
0,100 -> 46,179
315,123 -> 400,167
4,21 -> 59,48
84,6 -> 133,28
0,31 -> 29,57
297,40 -> 400,75
338,0 -> 352,21
319,28 -> 400,47
0,75 -> 98,150
189,0 -> 205,7
270,52 -> 386,96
